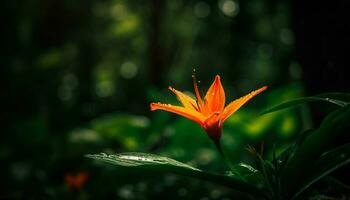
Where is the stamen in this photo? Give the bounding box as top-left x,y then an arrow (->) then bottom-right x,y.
192,71 -> 204,109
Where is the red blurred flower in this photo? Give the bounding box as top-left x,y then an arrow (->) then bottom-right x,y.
64,172 -> 89,192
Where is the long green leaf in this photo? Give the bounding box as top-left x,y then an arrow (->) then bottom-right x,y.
86,152 -> 268,198
229,163 -> 264,185
280,106 -> 350,198
316,93 -> 350,102
86,152 -> 198,170
292,143 -> 350,199
261,93 -> 349,115
277,129 -> 315,170
323,176 -> 350,195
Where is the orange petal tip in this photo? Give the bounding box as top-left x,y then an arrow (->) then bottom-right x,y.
261,85 -> 268,91
168,86 -> 175,91
150,102 -> 157,111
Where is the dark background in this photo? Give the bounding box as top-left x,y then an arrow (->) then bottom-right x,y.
1,0 -> 348,199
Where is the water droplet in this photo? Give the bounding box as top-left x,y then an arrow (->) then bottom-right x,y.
100,153 -> 107,157
108,155 -> 114,158
325,98 -> 330,101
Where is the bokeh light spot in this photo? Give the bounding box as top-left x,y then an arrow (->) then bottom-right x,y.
58,74 -> 78,101
120,61 -> 138,79
280,28 -> 294,45
110,4 -> 128,21
219,0 -> 239,17
96,81 -> 114,97
280,116 -> 295,137
194,2 -> 211,18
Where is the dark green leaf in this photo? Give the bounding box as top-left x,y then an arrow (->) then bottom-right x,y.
228,163 -> 264,186
86,152 -> 198,170
277,129 -> 314,169
280,107 -> 350,198
316,93 -> 350,102
86,152 -> 268,198
293,143 -> 350,199
260,93 -> 349,115
323,176 -> 350,195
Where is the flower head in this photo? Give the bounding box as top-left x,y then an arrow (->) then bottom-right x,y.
150,74 -> 267,145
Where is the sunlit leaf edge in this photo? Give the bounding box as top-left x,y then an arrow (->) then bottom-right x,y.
260,93 -> 349,115
86,152 -> 268,198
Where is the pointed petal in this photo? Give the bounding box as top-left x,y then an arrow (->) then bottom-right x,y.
221,86 -> 268,121
204,75 -> 225,113
150,103 -> 205,125
168,87 -> 198,110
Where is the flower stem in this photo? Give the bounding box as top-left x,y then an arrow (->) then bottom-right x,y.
213,139 -> 246,182
214,139 -> 231,166
214,139 -> 224,157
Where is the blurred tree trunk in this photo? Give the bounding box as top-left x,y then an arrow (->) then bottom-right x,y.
293,1 -> 348,94
292,0 -> 349,185
292,1 -> 349,122
149,0 -> 164,87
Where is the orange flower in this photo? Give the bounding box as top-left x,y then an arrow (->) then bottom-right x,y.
150,75 -> 267,146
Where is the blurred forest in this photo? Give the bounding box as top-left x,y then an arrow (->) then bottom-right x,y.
1,0 -> 349,199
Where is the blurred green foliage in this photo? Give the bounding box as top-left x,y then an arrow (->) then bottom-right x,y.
3,0 -> 347,199
87,93 -> 350,200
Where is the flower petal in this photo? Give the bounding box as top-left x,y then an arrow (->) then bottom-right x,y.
150,102 -> 205,125
204,75 -> 225,113
203,112 -> 222,141
168,87 -> 198,110
221,86 -> 268,121
192,74 -> 211,116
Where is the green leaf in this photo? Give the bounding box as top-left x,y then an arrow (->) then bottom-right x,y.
280,106 -> 350,198
323,176 -> 350,195
229,163 -> 264,186
317,93 -> 350,102
277,129 -> 315,170
292,143 -> 350,199
260,93 -> 349,115
86,152 -> 198,170
86,152 -> 268,198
